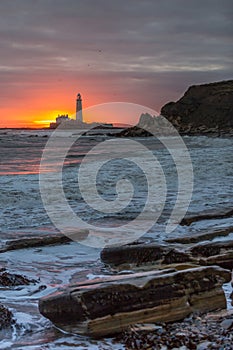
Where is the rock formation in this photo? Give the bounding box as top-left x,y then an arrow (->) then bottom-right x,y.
116,80 -> 233,137
0,233 -> 72,253
38,206 -> 233,338
161,80 -> 233,136
101,238 -> 233,271
0,270 -> 38,286
0,303 -> 14,329
180,206 -> 233,226
100,242 -> 193,268
39,266 -> 231,337
116,113 -> 177,137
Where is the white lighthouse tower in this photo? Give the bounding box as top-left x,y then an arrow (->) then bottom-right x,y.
76,93 -> 83,122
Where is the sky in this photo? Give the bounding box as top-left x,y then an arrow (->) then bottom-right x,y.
0,0 -> 232,128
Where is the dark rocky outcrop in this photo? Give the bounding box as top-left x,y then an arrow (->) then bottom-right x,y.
100,243 -> 166,267
200,251 -> 233,270
189,240 -> 233,270
39,266 -> 231,337
100,242 -> 194,269
101,237 -> 233,270
116,80 -> 233,137
0,304 -> 14,329
115,113 -> 176,137
0,270 -> 38,286
189,240 -> 233,258
161,80 -> 233,136
115,124 -> 153,138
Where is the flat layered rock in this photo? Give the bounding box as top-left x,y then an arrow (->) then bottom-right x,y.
166,226 -> 233,244
0,234 -> 72,253
180,207 -> 233,226
101,238 -> 233,271
200,251 -> 233,270
100,243 -> 193,268
189,240 -> 233,269
100,243 -> 165,266
189,240 -> 233,257
39,266 -> 230,337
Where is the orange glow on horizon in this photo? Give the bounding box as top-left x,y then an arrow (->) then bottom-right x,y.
0,99 -> 113,129
0,84 -> 145,128
0,82 -> 101,128
33,109 -> 75,128
33,120 -> 58,127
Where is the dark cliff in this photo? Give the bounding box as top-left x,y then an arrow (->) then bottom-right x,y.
161,80 -> 233,135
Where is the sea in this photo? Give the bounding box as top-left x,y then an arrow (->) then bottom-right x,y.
0,128 -> 233,349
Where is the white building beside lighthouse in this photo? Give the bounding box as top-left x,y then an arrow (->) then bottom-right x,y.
76,93 -> 83,122
50,92 -> 111,129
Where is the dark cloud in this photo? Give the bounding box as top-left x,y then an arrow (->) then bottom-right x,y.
0,0 -> 232,117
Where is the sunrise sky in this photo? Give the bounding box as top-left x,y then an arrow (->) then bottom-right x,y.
0,0 -> 232,128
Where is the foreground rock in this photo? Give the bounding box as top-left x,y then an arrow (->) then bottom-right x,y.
39,266 -> 230,337
161,80 -> 233,136
0,303 -> 14,329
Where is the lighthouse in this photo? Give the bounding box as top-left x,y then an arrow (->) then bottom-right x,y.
76,93 -> 83,122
